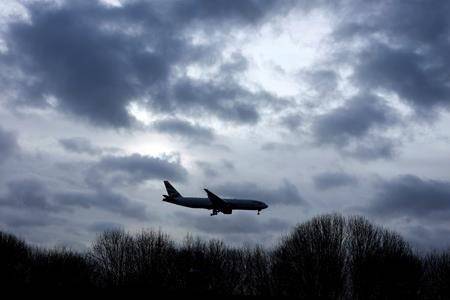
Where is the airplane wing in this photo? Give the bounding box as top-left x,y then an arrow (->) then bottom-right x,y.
204,189 -> 228,207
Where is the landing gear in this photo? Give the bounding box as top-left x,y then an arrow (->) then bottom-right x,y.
211,209 -> 219,216
257,210 -> 261,215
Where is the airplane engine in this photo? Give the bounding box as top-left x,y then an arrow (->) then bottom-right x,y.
222,208 -> 232,214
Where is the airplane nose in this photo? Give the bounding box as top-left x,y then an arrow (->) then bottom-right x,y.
262,203 -> 268,209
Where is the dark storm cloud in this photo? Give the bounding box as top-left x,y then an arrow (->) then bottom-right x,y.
369,175 -> 450,220
313,93 -> 398,147
353,45 -> 450,118
349,137 -> 397,161
0,126 -> 19,163
0,175 -> 150,222
213,179 -> 306,206
59,137 -> 103,155
1,0 -> 290,127
313,171 -> 358,190
153,118 -> 215,143
95,153 -> 188,184
176,212 -> 290,234
0,178 -> 63,212
2,1 -> 168,127
56,188 -> 149,221
334,1 -> 450,118
171,79 -> 262,124
174,0 -> 280,25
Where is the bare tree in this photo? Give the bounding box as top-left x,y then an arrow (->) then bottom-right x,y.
2,215 -> 450,297
131,229 -> 177,290
272,214 -> 347,298
90,229 -> 134,287
0,231 -> 31,288
30,247 -> 93,288
236,245 -> 273,295
347,216 -> 422,300
421,250 -> 450,300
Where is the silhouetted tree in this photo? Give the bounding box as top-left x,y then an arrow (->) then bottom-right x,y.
131,229 -> 177,291
236,245 -> 273,295
0,231 -> 31,288
421,250 -> 450,300
90,229 -> 135,287
175,236 -> 236,295
29,247 -> 94,288
272,214 -> 347,298
1,215 -> 450,297
347,216 -> 422,300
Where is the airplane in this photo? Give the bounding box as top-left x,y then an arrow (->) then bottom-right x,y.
162,181 -> 268,216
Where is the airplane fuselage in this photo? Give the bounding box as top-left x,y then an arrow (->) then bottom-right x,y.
164,196 -> 267,211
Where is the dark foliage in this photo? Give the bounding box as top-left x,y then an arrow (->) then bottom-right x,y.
1,214 -> 449,298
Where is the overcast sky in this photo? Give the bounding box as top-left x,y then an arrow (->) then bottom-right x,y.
1,0 -> 450,251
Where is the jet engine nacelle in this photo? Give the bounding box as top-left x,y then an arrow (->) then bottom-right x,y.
222,208 -> 232,214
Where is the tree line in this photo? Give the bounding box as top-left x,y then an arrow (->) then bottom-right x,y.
1,214 -> 449,298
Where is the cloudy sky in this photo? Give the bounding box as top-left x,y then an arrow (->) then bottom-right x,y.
1,0 -> 450,251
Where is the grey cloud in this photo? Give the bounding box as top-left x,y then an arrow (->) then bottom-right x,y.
88,221 -> 124,233
403,225 -> 450,250
153,118 -> 215,143
0,176 -> 150,222
59,137 -> 103,155
174,0 -> 282,25
56,188 -> 149,221
260,142 -> 298,152
0,178 -> 64,212
1,1 -> 290,127
354,45 -> 450,117
301,69 -> 339,96
312,93 -> 400,160
176,212 -> 290,234
0,126 -> 19,163
219,52 -> 249,75
171,79 -> 261,124
334,1 -> 450,119
313,171 -> 358,190
369,175 -> 450,220
313,93 -> 398,147
2,1 -> 169,127
196,161 -> 219,178
0,210 -> 64,228
221,159 -> 235,170
213,179 -> 307,206
280,113 -> 302,131
95,153 -> 188,184
195,159 -> 234,178
348,137 -> 397,161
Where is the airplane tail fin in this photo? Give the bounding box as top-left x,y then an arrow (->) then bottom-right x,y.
164,181 -> 182,198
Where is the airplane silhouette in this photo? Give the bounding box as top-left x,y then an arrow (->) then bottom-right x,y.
162,181 -> 268,216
